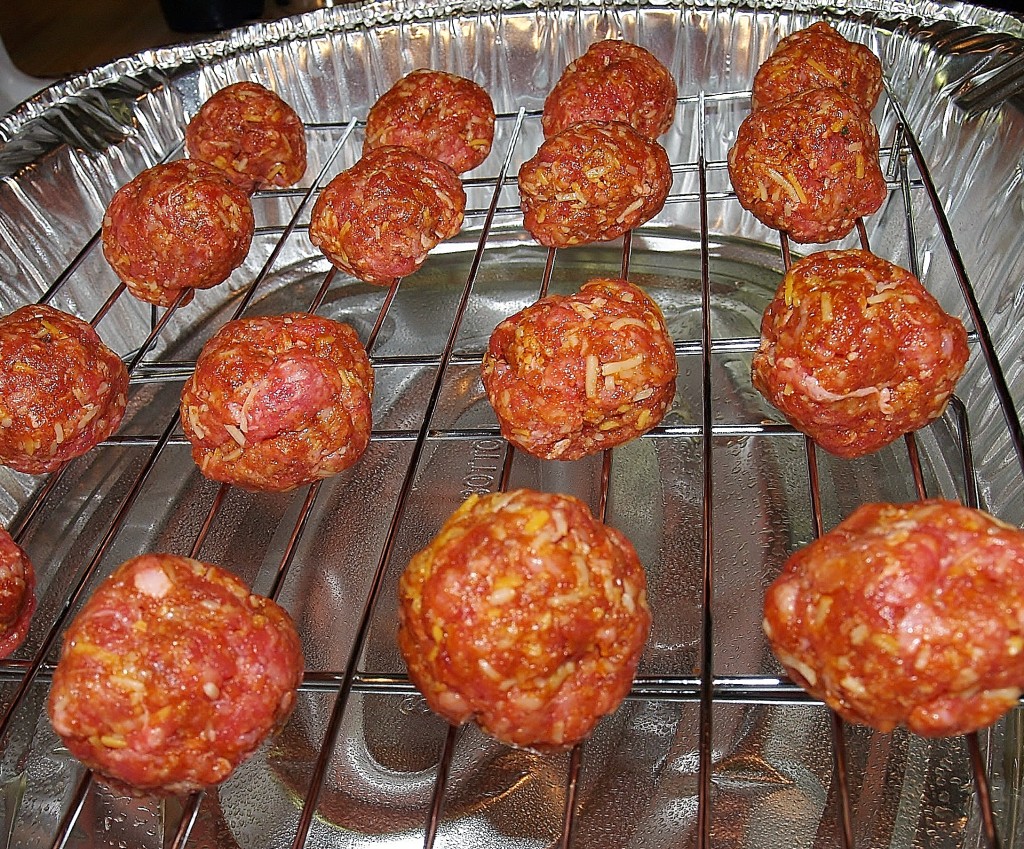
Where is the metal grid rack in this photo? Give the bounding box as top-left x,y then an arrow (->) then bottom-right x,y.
0,66 -> 1022,849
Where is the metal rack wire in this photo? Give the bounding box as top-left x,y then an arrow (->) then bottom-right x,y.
0,73 -> 1021,849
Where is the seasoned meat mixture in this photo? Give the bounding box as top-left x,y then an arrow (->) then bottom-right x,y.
482,278 -> 677,460
751,249 -> 968,458
0,304 -> 129,474
186,81 -> 307,193
48,553 -> 303,792
181,313 -> 374,492
728,88 -> 886,244
0,528 -> 35,658
398,489 -> 651,750
752,22 -> 883,112
518,121 -> 672,248
309,146 -> 465,287
542,39 -> 677,140
364,69 -> 495,174
102,159 -> 254,306
764,500 -> 1024,737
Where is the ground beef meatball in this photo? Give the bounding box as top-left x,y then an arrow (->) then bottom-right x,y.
542,39 -> 677,140
518,121 -> 672,248
751,249 -> 968,459
186,81 -> 307,193
752,22 -> 883,113
181,313 -> 374,493
0,304 -> 128,475
47,553 -> 303,792
0,528 -> 35,658
363,69 -> 495,174
764,500 -> 1024,737
482,278 -> 676,460
727,88 -> 886,244
398,489 -> 650,750
102,160 -> 254,307
308,146 -> 465,287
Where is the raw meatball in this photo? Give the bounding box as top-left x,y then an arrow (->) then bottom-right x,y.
47,553 -> 303,792
0,528 -> 35,658
751,249 -> 968,459
181,313 -> 374,493
186,81 -> 307,193
482,278 -> 677,460
398,489 -> 650,750
308,146 -> 465,287
764,500 -> 1024,737
102,160 -> 254,307
752,22 -> 883,113
363,69 -> 495,174
0,304 -> 129,475
542,40 -> 677,140
518,121 -> 672,248
727,88 -> 886,244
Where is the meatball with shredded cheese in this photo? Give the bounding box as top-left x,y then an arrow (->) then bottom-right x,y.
727,88 -> 886,244
764,500 -> 1024,737
309,146 -> 465,287
542,39 -> 677,140
751,249 -> 968,459
752,22 -> 883,113
398,489 -> 651,750
48,553 -> 303,793
518,121 -> 672,248
181,313 -> 374,492
0,304 -> 128,475
0,528 -> 35,658
364,69 -> 495,174
186,81 -> 307,193
102,160 -> 255,306
482,278 -> 677,460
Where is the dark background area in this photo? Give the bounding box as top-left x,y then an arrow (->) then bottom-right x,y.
0,0 -> 324,80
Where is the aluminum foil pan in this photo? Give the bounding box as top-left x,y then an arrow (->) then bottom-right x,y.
2,1 -> 1024,847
